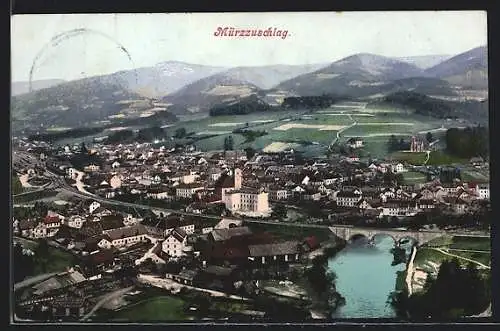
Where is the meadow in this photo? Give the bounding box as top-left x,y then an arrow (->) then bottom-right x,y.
50,102 -> 470,161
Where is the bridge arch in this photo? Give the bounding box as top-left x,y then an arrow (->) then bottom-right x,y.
348,233 -> 369,242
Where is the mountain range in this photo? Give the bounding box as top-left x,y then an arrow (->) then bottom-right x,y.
11,45 -> 487,132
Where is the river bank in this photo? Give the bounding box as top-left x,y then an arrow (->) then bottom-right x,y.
305,239 -> 347,319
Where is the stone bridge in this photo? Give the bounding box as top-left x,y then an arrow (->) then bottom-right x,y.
329,225 -> 449,246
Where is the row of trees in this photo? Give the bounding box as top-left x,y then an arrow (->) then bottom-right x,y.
392,259 -> 491,320
445,126 -> 489,159
387,135 -> 410,152
282,95 -> 345,109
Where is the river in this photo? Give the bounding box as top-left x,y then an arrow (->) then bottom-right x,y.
328,236 -> 412,319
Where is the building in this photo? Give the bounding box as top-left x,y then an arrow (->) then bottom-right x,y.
410,136 -> 428,152
248,241 -> 301,264
215,168 -> 243,200
476,183 -> 490,200
391,163 -> 407,174
161,228 -> 188,258
336,191 -> 362,207
83,164 -> 100,172
347,137 -> 364,149
98,224 -> 149,248
175,182 -> 204,199
223,188 -> 269,213
268,187 -> 289,201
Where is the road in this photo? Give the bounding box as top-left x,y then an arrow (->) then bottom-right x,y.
330,113 -> 358,147
137,274 -> 250,301
80,286 -> 135,321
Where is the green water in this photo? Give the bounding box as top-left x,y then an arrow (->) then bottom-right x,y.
328,236 -> 410,319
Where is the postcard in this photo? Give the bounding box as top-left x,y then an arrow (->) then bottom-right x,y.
10,11 -> 490,323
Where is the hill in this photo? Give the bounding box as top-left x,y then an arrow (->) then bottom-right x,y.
425,46 -> 488,89
92,61 -> 227,98
11,79 -> 66,96
395,55 -> 453,69
221,63 -> 328,90
371,91 -> 488,122
161,73 -> 263,114
276,53 -> 430,97
11,76 -> 176,133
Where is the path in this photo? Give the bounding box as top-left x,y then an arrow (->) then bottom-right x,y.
432,248 -> 490,269
405,246 -> 417,296
14,272 -> 59,291
80,286 -> 135,321
329,113 -> 358,147
470,303 -> 492,318
423,151 -> 430,165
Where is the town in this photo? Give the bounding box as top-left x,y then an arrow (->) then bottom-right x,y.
12,135 -> 491,321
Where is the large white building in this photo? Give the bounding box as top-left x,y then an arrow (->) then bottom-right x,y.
175,182 -> 204,199
223,188 -> 269,213
336,191 -> 362,207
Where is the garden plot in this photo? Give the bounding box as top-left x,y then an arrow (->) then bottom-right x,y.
262,142 -> 301,153
195,131 -> 232,135
209,122 -> 245,127
273,123 -> 346,131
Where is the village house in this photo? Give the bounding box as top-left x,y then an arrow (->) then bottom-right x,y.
83,164 -> 100,173
268,185 -> 289,201
379,200 -> 420,217
347,137 -> 364,149
66,215 -> 86,229
175,182 -> 205,199
248,241 -> 301,265
391,163 -> 407,174
161,227 -> 189,258
98,223 -> 149,249
476,183 -> 490,200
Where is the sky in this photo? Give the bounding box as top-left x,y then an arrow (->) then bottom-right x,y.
11,11 -> 487,82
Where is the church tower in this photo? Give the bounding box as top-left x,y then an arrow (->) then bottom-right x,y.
234,168 -> 242,189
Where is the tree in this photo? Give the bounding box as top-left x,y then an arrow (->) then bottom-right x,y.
388,135 -> 399,152
80,142 -> 88,154
426,132 -> 434,143
271,204 -> 287,220
224,136 -> 234,151
174,127 -> 187,139
244,147 -> 256,160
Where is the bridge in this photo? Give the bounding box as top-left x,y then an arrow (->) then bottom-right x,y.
328,225 -> 489,246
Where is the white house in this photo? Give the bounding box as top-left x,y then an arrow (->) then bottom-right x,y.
223,188 -> 270,213
67,215 -> 86,229
161,228 -> 189,258
89,201 -> 101,214
391,163 -> 407,174
98,224 -> 149,249
476,183 -> 490,200
111,161 -> 121,169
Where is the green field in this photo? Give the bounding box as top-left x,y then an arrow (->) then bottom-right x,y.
103,296 -> 188,322
391,152 -> 428,164
402,171 -> 428,184
32,246 -> 78,275
426,151 -> 468,166
416,236 -> 491,271
449,236 -> 491,251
